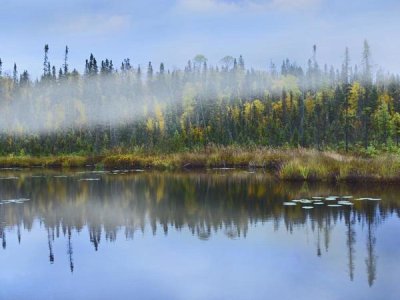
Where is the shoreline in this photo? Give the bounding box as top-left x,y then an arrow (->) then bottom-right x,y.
0,148 -> 399,183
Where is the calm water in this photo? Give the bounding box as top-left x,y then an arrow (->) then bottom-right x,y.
0,169 -> 399,300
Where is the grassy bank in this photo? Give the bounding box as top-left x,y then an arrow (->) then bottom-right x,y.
1,148 -> 400,182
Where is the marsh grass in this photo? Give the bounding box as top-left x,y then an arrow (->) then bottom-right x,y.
1,147 -> 400,182
0,155 -> 93,168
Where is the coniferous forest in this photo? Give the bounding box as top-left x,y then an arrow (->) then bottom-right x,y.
1,41 -> 400,156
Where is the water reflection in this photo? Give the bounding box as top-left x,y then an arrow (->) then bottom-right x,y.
0,170 -> 399,288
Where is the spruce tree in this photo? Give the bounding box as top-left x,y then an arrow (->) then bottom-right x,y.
13,63 -> 18,85
147,62 -> 153,79
43,44 -> 49,78
63,46 -> 69,75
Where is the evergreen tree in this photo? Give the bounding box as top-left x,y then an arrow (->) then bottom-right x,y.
362,40 -> 372,85
43,44 -> 49,78
52,66 -> 56,80
13,63 -> 18,85
20,70 -> 30,86
147,62 -> 153,79
238,55 -> 245,70
63,46 -> 69,75
160,63 -> 165,75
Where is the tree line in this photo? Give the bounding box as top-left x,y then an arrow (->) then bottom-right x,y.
1,41 -> 400,155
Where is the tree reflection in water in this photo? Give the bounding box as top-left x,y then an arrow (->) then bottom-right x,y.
0,170 -> 399,283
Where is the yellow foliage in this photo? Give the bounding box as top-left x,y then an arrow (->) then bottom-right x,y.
146,118 -> 154,132
155,104 -> 165,133
253,99 -> 265,115
305,97 -> 314,113
348,82 -> 363,114
379,92 -> 393,110
244,102 -> 252,119
230,106 -> 240,122
272,101 -> 282,112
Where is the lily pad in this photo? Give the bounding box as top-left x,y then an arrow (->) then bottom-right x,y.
300,199 -> 312,204
302,206 -> 314,209
325,197 -> 337,201
338,201 -> 354,206
283,202 -> 297,206
1,198 -> 30,204
355,197 -> 382,201
314,202 -> 324,205
327,204 -> 342,207
0,177 -> 18,180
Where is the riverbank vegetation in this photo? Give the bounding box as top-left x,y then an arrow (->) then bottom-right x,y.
1,148 -> 400,182
1,41 -> 400,181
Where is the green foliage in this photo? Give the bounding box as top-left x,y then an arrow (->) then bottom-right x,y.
1,42 -> 400,157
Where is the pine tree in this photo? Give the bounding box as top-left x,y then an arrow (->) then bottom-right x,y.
13,63 -> 18,85
147,62 -> 153,80
233,58 -> 238,71
52,66 -> 56,80
20,70 -> 29,86
238,55 -> 245,70
160,63 -> 165,75
63,46 -> 69,75
362,40 -> 372,85
341,47 -> 350,85
342,47 -> 351,152
43,44 -> 49,78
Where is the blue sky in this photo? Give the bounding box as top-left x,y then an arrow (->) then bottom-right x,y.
1,0 -> 399,78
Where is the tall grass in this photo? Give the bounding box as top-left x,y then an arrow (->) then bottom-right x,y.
0,147 -> 400,182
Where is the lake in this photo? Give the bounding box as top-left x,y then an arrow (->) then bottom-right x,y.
0,169 -> 399,300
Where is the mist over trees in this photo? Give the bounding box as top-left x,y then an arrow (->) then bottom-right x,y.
1,41 -> 400,155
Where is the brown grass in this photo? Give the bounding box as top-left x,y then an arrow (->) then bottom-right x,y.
1,147 -> 400,182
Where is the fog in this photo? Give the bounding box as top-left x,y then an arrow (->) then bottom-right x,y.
0,65 -> 277,134
0,49 -> 395,136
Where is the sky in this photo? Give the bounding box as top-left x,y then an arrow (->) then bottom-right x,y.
1,0 -> 400,78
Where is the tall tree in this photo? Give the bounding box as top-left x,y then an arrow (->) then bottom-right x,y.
159,63 -> 165,75
63,45 -> 69,75
342,47 -> 351,151
362,40 -> 372,85
147,62 -> 153,80
193,55 -> 207,71
20,70 -> 30,86
43,44 -> 49,78
238,55 -> 245,70
13,63 -> 18,85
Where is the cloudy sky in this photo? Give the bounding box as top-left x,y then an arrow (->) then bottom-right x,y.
1,0 -> 399,78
